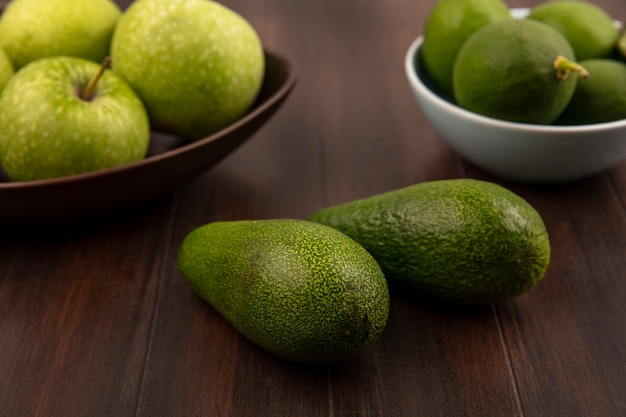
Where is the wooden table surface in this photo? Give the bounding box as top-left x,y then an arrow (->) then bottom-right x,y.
1,0 -> 625,415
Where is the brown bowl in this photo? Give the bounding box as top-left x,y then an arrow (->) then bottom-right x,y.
0,49 -> 297,229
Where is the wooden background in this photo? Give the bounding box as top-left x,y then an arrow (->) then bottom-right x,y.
0,0 -> 624,416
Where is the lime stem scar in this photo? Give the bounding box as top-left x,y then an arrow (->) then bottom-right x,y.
554,55 -> 589,80
82,56 -> 112,101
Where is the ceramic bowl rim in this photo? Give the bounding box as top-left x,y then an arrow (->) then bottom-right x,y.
405,27 -> 626,136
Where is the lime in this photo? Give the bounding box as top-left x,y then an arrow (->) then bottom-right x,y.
556,59 -> 626,125
527,0 -> 619,60
453,19 -> 588,124
421,0 -> 511,98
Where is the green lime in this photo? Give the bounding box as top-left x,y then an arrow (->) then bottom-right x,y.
453,19 -> 588,124
421,0 -> 511,98
556,59 -> 626,125
527,0 -> 619,60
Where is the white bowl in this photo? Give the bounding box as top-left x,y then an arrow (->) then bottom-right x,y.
405,36 -> 626,183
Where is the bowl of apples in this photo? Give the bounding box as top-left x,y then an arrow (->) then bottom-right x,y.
0,0 -> 297,228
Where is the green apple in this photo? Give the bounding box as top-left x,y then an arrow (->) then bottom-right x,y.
0,56 -> 150,182
0,48 -> 14,92
110,0 -> 265,140
0,0 -> 121,69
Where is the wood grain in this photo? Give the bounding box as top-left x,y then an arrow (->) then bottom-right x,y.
0,0 -> 624,416
0,204 -> 173,416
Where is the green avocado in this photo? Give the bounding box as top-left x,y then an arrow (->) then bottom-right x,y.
177,218 -> 390,364
308,179 -> 551,305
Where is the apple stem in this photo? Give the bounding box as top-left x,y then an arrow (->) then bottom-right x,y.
553,55 -> 589,80
82,56 -> 112,101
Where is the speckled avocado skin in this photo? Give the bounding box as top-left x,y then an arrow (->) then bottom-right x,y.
177,219 -> 390,364
309,179 -> 551,305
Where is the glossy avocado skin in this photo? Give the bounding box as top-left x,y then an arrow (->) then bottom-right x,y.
177,219 -> 390,364
309,179 -> 551,305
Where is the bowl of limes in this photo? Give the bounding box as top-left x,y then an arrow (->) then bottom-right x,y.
405,1 -> 626,183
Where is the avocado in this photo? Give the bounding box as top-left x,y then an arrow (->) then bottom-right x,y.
308,179 -> 551,305
177,219 -> 390,364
